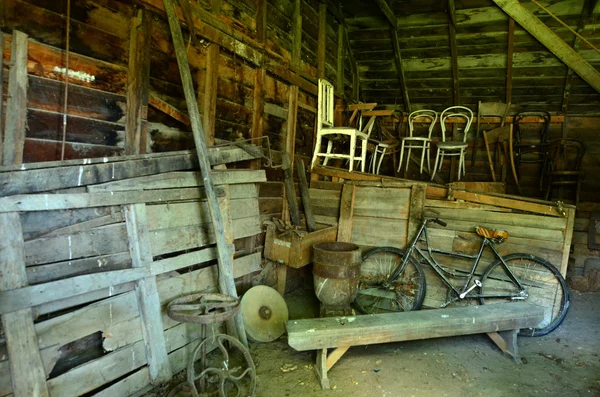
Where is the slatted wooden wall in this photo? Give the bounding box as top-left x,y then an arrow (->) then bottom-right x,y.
0,149 -> 265,397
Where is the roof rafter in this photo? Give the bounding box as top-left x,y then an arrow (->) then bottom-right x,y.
493,0 -> 600,95
375,0 -> 411,112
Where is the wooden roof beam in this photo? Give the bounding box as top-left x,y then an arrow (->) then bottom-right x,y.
375,0 -> 410,111
375,0 -> 397,29
493,0 -> 600,94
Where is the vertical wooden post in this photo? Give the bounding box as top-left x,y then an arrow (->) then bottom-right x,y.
202,0 -> 222,146
337,184 -> 356,242
252,0 -> 267,170
448,17 -> 460,105
391,29 -> 411,112
291,0 -> 302,70
0,31 -> 5,164
506,18 -> 515,105
336,24 -> 344,95
317,3 -> 327,80
2,30 -> 28,166
203,44 -> 219,145
125,204 -> 172,383
162,0 -> 248,347
407,184 -> 426,243
126,9 -> 151,155
0,213 -> 50,397
287,85 -> 299,165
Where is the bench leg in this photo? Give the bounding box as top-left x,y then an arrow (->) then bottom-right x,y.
315,348 -> 330,390
487,330 -> 520,363
314,346 -> 350,390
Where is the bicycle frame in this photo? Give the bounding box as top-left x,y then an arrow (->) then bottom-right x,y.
387,218 -> 528,306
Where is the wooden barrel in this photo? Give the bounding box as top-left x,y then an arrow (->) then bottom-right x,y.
312,242 -> 361,308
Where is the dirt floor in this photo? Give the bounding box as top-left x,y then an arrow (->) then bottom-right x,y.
149,288 -> 600,397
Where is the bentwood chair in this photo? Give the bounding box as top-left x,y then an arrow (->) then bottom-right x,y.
397,109 -> 438,176
431,106 -> 474,182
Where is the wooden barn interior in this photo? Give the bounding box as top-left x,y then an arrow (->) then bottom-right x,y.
1,0 -> 599,396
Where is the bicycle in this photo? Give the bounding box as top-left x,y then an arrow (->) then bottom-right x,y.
354,211 -> 570,337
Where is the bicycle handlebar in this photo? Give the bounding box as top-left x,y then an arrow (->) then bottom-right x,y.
426,218 -> 447,227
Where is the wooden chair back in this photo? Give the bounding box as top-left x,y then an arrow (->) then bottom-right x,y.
318,79 -> 335,130
440,106 -> 474,143
407,109 -> 438,139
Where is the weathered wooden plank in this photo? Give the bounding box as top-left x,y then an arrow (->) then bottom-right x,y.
560,207 -> 576,277
0,146 -> 260,196
390,27 -> 411,112
353,186 -> 411,219
351,217 -> 408,248
450,190 -> 569,217
150,215 -> 261,257
429,218 -> 565,242
2,30 -> 28,166
163,0 -> 248,347
88,170 -> 266,192
146,198 -> 259,231
291,0 -> 302,68
287,303 -> 544,351
431,207 -> 567,230
0,213 -> 49,397
337,184 -> 356,243
126,8 -> 152,155
125,204 -> 172,383
203,43 -> 220,145
0,187 -> 224,213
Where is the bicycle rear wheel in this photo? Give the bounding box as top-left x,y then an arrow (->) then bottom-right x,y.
354,247 -> 426,314
479,253 -> 569,337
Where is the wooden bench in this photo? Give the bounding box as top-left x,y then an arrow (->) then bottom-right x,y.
286,303 -> 544,390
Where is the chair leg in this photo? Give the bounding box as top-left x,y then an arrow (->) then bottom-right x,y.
310,135 -> 322,170
360,138 -> 367,173
431,149 -> 440,182
376,147 -> 386,175
426,146 -> 431,173
420,146 -> 426,174
406,147 -> 412,177
398,142 -> 405,173
323,140 -> 333,167
349,135 -> 356,172
439,152 -> 445,171
370,146 -> 377,174
457,150 -> 464,181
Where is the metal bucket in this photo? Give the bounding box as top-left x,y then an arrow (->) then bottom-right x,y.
312,242 -> 361,308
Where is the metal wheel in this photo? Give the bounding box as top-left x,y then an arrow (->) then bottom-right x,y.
354,247 -> 426,314
479,253 -> 569,337
188,334 -> 256,397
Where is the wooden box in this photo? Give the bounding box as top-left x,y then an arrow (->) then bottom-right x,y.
264,224 -> 338,268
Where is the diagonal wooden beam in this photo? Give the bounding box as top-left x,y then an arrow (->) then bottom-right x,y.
391,29 -> 411,112
374,0 -> 397,28
493,0 -> 600,94
375,0 -> 410,111
561,0 -> 598,136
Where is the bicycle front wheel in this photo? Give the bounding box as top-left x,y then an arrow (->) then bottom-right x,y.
354,247 -> 426,314
479,253 -> 569,337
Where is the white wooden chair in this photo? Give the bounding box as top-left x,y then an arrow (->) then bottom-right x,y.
431,106 -> 474,182
397,109 -> 438,176
310,79 -> 376,172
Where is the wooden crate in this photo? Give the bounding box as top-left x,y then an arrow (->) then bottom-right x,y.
264,223 -> 338,268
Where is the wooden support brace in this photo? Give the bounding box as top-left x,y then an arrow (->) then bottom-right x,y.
203,43 -> 220,146
291,0 -> 302,69
317,3 -> 327,80
125,204 -> 172,383
314,348 -> 330,390
0,213 -> 50,397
